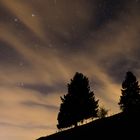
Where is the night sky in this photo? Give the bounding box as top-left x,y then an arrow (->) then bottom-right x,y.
0,0 -> 140,140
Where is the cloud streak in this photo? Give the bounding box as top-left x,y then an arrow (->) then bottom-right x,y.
0,0 -> 140,140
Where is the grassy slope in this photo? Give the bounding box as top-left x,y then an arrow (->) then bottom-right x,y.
37,112 -> 140,140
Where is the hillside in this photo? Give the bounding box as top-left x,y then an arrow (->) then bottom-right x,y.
37,112 -> 140,140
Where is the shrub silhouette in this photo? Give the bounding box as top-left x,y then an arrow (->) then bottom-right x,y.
57,72 -> 99,129
118,71 -> 140,113
97,107 -> 109,119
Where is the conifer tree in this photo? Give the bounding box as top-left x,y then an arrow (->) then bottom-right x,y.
118,71 -> 140,113
57,72 -> 99,129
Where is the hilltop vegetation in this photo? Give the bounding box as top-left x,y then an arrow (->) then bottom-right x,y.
37,71 -> 140,140
37,112 -> 140,140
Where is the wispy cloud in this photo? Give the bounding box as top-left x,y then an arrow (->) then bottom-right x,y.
0,0 -> 140,140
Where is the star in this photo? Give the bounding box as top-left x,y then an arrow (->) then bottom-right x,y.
31,14 -> 35,17
49,43 -> 53,48
18,82 -> 24,87
14,18 -> 18,22
19,62 -> 24,66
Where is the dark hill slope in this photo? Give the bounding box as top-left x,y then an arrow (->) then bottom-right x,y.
37,112 -> 140,140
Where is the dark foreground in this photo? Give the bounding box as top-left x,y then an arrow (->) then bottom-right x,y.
37,112 -> 140,140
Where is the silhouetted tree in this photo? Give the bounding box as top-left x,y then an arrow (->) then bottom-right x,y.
57,72 -> 99,129
97,107 -> 109,119
118,71 -> 140,113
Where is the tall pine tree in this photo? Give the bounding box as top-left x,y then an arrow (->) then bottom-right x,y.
118,71 -> 140,113
57,72 -> 99,129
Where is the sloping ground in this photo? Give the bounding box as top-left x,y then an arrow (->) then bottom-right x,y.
37,112 -> 140,140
